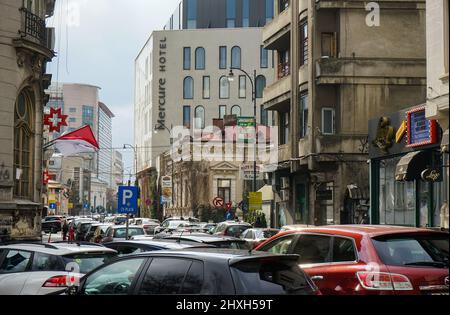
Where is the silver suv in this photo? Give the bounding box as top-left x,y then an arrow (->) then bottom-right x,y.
0,242 -> 117,295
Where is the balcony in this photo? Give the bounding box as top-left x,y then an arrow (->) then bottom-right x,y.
316,57 -> 426,85
277,61 -> 290,79
263,4 -> 291,51
13,8 -> 55,61
263,74 -> 291,111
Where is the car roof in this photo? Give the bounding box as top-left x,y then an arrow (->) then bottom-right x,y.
159,233 -> 244,243
218,221 -> 252,226
111,225 -> 144,229
104,239 -> 211,250
0,243 -> 117,256
277,225 -> 448,238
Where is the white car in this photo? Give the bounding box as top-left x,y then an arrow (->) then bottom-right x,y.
0,243 -> 117,295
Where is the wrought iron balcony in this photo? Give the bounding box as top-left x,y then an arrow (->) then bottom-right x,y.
19,7 -> 47,46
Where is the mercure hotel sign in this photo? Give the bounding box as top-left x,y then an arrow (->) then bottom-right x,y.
156,37 -> 167,130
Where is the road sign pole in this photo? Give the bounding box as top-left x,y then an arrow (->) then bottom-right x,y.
125,213 -> 129,240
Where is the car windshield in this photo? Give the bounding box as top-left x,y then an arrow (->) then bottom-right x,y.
372,234 -> 449,268
230,258 -> 315,295
167,221 -> 187,229
62,252 -> 116,274
114,228 -> 144,238
227,225 -> 250,237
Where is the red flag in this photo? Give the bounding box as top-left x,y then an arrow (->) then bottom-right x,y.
54,125 -> 99,156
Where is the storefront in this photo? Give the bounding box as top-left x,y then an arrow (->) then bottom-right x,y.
369,105 -> 447,228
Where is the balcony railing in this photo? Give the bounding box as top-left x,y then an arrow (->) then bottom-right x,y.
278,61 -> 291,79
19,7 -> 47,46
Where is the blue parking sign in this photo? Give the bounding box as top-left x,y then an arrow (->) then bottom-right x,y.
118,186 -> 138,215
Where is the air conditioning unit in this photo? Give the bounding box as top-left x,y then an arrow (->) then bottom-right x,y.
280,177 -> 290,189
46,27 -> 55,51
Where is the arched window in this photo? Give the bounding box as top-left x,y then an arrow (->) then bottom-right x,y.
195,47 -> 205,70
231,105 -> 241,117
194,106 -> 205,129
219,76 -> 230,99
231,46 -> 241,68
255,75 -> 266,99
14,89 -> 34,198
183,76 -> 194,99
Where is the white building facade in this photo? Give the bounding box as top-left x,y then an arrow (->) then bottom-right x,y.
134,28 -> 275,172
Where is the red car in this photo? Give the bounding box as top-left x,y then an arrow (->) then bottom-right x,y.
255,225 -> 449,295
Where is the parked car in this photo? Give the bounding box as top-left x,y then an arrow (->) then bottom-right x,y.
85,223 -> 113,243
41,216 -> 64,233
152,232 -> 250,249
0,243 -> 117,295
280,225 -> 312,232
255,225 -> 449,295
103,239 -> 213,256
134,219 -> 160,234
101,226 -> 146,243
76,221 -> 95,241
154,219 -> 196,234
63,248 -> 319,295
213,221 -> 252,238
241,228 -> 280,249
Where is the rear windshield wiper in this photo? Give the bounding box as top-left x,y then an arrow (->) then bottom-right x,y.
404,261 -> 448,268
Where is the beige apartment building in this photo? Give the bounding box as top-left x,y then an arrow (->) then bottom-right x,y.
425,0 -> 449,228
0,0 -> 56,241
262,0 -> 426,227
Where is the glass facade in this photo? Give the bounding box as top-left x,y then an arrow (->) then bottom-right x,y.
242,0 -> 250,27
226,0 -> 236,28
265,0 -> 274,23
187,0 -> 197,29
82,105 -> 94,128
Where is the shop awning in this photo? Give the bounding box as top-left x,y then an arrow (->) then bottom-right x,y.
395,151 -> 431,181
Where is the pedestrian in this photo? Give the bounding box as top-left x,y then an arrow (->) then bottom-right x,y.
62,220 -> 69,241
68,223 -> 75,243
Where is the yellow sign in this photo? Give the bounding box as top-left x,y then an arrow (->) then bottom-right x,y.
249,192 -> 263,211
68,203 -> 74,209
396,120 -> 407,143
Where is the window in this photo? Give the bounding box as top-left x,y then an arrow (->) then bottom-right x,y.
242,0 -> 250,27
82,258 -> 145,295
231,105 -> 241,117
69,107 -> 76,113
69,117 -> 76,123
202,76 -> 210,99
219,46 -> 227,69
255,75 -> 266,99
300,21 -> 308,65
322,108 -> 335,135
195,47 -> 205,70
333,237 -> 357,262
218,179 -> 231,203
180,261 -> 204,294
219,76 -> 230,99
292,234 -> 332,264
231,46 -> 241,69
226,0 -> 236,28
82,105 -> 94,128
278,50 -> 290,78
266,0 -> 274,23
183,106 -> 191,128
299,93 -> 308,138
139,258 -> 194,294
0,250 -> 32,273
280,111 -> 289,145
321,32 -> 337,58
187,0 -> 197,29
194,106 -> 205,129
259,235 -> 296,254
238,75 -> 246,98
260,46 -> 269,68
183,47 -> 191,70
183,77 -> 194,99
219,105 -> 227,119
279,0 -> 289,12
31,253 -> 64,271
14,90 -> 34,198
261,105 -> 268,126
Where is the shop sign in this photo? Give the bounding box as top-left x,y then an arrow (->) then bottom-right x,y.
421,169 -> 442,182
406,107 -> 438,148
240,164 -> 263,180
396,120 -> 407,143
316,190 -> 333,201
372,117 -> 395,153
161,176 -> 172,203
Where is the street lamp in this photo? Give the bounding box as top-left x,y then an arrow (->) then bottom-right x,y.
228,67 -> 258,193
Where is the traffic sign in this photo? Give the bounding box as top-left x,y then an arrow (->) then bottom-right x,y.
249,192 -> 263,211
225,202 -> 233,210
49,203 -> 57,210
213,197 -> 225,209
118,186 -> 139,215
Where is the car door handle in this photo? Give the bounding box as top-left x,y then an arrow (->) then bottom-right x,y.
311,275 -> 324,281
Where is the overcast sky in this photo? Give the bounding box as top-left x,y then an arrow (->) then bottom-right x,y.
46,0 -> 180,176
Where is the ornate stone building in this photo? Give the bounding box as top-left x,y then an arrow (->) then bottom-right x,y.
0,0 -> 56,241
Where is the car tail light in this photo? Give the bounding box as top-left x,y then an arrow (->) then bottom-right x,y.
43,275 -> 79,288
357,272 -> 413,291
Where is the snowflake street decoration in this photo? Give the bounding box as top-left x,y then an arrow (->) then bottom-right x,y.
44,108 -> 68,132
